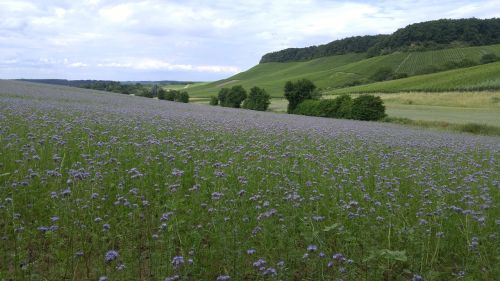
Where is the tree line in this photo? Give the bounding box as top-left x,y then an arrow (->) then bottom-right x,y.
284,79 -> 386,121
260,18 -> 500,63
210,79 -> 386,121
19,79 -> 190,102
210,86 -> 271,111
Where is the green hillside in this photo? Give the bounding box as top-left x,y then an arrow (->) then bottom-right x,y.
187,44 -> 500,97
327,61 -> 500,94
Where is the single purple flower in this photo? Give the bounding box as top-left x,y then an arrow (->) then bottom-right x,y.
105,250 -> 119,263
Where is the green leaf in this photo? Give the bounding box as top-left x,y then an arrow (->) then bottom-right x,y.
379,249 -> 408,262
322,223 -> 339,232
363,249 -> 408,262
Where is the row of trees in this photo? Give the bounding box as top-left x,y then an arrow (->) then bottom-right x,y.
260,18 -> 500,62
260,35 -> 387,63
284,79 -> 386,121
208,79 -> 386,121
210,85 -> 271,111
293,94 -> 386,121
157,88 -> 189,103
52,80 -> 190,102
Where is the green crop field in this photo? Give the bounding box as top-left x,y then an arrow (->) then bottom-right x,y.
327,61 -> 500,94
187,44 -> 500,97
263,91 -> 500,127
385,104 -> 500,126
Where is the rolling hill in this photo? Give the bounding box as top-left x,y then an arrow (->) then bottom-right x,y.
186,44 -> 500,97
326,61 -> 500,94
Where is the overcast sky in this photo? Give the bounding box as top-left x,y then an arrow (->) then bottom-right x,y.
1,0 -> 499,81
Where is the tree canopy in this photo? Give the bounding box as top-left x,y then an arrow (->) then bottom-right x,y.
218,86 -> 247,108
242,87 -> 271,111
284,79 -> 318,113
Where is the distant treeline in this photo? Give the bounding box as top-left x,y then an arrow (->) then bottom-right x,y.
20,79 -> 196,86
19,79 -> 155,96
19,79 -> 190,101
260,35 -> 388,63
260,18 -> 500,63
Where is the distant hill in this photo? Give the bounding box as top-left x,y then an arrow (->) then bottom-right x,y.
19,79 -> 196,87
186,44 -> 500,97
261,18 -> 500,63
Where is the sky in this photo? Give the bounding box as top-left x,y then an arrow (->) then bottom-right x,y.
1,0 -> 499,81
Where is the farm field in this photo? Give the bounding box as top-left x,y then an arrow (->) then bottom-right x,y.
162,83 -> 208,91
186,44 -> 500,97
328,61 -> 500,94
255,92 -> 500,127
385,104 -> 500,126
1,80 -> 499,280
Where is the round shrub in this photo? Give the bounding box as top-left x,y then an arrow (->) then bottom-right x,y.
242,87 -> 270,111
175,91 -> 189,103
481,53 -> 498,64
157,88 -> 167,100
351,95 -> 386,121
165,90 -> 177,101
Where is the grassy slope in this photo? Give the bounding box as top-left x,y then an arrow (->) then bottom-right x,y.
187,44 -> 500,97
328,61 -> 500,94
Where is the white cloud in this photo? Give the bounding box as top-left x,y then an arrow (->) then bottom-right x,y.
67,62 -> 89,68
1,0 -> 499,81
99,3 -> 134,23
98,58 -> 240,73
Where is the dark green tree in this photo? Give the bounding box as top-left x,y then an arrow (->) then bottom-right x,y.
209,96 -> 219,105
151,84 -> 159,98
141,87 -> 154,98
165,90 -> 177,101
284,79 -> 318,113
175,91 -> 189,103
157,88 -> 167,100
224,85 -> 247,108
218,88 -> 231,107
242,87 -> 270,111
351,95 -> 386,121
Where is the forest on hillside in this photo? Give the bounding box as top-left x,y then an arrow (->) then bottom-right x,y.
260,18 -> 500,63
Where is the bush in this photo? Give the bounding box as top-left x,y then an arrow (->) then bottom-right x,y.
284,79 -> 319,113
158,89 -> 189,103
242,87 -> 270,111
165,90 -> 177,101
371,67 -> 394,82
351,95 -> 386,121
481,53 -> 498,64
209,96 -> 219,105
293,100 -> 322,116
294,95 -> 353,119
227,85 -> 247,108
218,88 -> 230,106
219,86 -> 247,108
175,91 -> 189,103
157,88 -> 167,100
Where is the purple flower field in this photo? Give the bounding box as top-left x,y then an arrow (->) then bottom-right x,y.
0,80 -> 499,280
